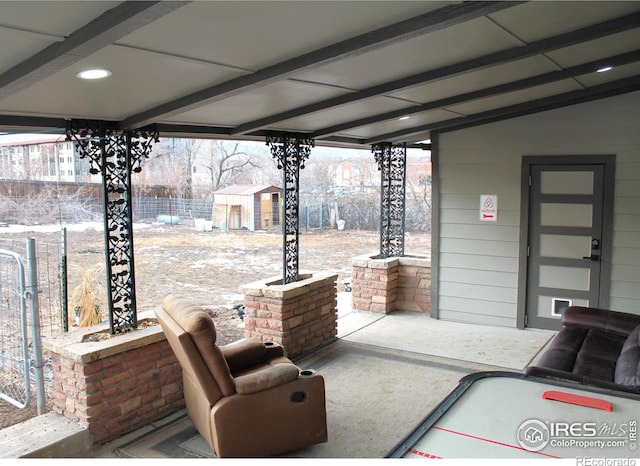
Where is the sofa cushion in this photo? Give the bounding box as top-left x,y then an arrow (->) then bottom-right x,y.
572,329 -> 626,381
536,327 -> 588,372
614,325 -> 640,388
537,326 -> 626,382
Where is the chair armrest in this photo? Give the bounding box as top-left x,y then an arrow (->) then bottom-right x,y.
234,364 -> 300,395
221,339 -> 288,373
562,307 -> 640,337
264,342 -> 285,359
221,338 -> 267,372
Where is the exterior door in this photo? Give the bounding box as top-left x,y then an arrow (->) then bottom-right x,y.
271,193 -> 280,226
522,159 -> 613,330
228,205 -> 241,229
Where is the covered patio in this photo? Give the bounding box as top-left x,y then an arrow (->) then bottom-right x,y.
2,297 -> 556,458
2,0 -> 640,457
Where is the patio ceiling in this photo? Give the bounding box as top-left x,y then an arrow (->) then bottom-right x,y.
1,1 -> 640,149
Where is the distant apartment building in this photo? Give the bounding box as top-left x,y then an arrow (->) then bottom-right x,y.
0,134 -> 98,183
334,154 -> 431,193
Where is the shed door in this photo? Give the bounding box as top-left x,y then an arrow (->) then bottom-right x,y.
271,193 -> 280,226
524,164 -> 607,330
228,205 -> 241,229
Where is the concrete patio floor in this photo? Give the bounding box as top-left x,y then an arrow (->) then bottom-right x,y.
89,293 -> 555,459
1,292 -> 557,458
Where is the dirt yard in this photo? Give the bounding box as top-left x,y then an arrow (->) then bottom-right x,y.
0,221 -> 430,430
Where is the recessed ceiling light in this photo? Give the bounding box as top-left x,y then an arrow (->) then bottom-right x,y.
399,116 -> 410,121
77,69 -> 112,80
596,66 -> 613,73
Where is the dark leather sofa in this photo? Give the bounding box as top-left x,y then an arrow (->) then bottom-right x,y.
524,306 -> 640,393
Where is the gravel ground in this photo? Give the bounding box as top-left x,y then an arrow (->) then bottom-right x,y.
0,221 -> 430,429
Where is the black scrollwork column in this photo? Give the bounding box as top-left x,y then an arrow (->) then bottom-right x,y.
266,134 -> 314,284
373,142 -> 407,259
66,120 -> 159,334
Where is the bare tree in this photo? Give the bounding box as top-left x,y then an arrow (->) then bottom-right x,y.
247,150 -> 281,186
136,139 -> 275,198
406,172 -> 432,232
301,156 -> 336,195
203,141 -> 260,191
179,139 -> 203,199
138,138 -> 202,199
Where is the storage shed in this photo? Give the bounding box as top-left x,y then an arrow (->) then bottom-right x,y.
212,185 -> 282,231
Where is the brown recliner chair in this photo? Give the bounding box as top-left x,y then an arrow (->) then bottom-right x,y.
156,294 -> 328,457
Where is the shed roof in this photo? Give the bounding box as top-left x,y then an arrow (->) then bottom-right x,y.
213,184 -> 281,195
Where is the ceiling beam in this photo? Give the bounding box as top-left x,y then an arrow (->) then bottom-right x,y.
120,1 -> 520,129
313,49 -> 640,138
0,115 -> 68,132
0,1 -> 190,100
311,135 -> 369,148
233,10 -> 640,136
364,75 -> 640,144
155,124 -> 233,137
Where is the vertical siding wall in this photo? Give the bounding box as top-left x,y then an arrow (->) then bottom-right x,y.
437,92 -> 640,326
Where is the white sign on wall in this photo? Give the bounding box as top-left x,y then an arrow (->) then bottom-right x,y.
480,194 -> 498,222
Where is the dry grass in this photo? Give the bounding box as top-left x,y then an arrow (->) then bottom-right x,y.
68,268 -> 103,328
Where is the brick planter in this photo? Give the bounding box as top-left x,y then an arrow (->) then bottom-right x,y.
43,312 -> 184,445
241,271 -> 338,359
350,253 -> 431,314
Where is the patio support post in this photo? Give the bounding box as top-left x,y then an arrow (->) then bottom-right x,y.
66,120 -> 159,334
266,133 -> 314,284
372,142 -> 407,258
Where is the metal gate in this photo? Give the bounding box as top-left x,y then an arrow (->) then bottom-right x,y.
0,240 -> 46,413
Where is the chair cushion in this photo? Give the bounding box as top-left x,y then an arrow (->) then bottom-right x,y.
614,325 -> 640,388
221,338 -> 268,374
234,363 -> 300,395
163,295 -> 235,395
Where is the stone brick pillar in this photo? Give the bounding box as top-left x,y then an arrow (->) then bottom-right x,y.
350,254 -> 399,313
396,258 -> 432,313
350,254 -> 431,314
241,271 -> 338,359
43,312 -> 184,445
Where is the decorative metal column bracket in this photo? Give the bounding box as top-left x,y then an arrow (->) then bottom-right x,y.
373,142 -> 407,259
266,133 -> 314,284
66,120 -> 159,334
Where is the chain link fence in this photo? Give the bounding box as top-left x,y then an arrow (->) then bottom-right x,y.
132,197 -> 213,222
1,191 -> 430,233
0,240 -> 49,412
0,195 -> 214,225
0,249 -> 29,408
0,238 -> 63,338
